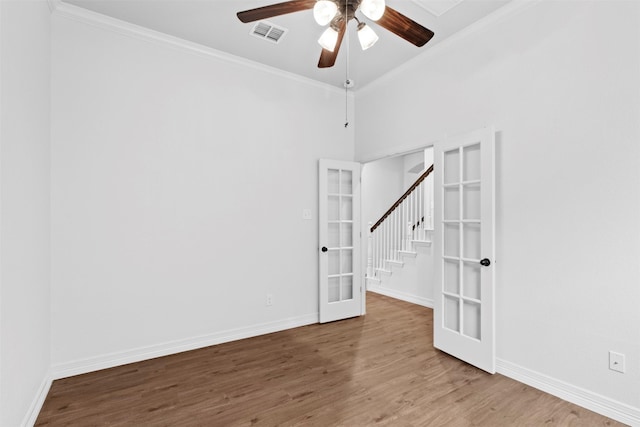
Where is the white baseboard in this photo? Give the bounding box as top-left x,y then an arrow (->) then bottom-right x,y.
51,313 -> 318,380
497,359 -> 640,426
22,373 -> 52,427
368,285 -> 433,309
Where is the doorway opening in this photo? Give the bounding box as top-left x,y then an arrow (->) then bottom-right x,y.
361,146 -> 435,312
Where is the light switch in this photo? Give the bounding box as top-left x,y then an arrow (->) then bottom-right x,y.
302,209 -> 312,220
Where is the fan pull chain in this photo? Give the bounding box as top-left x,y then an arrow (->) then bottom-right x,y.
344,1 -> 350,128
344,84 -> 349,128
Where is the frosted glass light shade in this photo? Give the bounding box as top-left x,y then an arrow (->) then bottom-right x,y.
318,27 -> 339,51
357,23 -> 379,50
313,1 -> 338,26
360,0 -> 385,21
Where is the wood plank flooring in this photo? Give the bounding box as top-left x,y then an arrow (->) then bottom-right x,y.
36,293 -> 622,426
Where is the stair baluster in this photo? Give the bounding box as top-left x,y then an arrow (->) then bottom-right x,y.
369,164 -> 434,280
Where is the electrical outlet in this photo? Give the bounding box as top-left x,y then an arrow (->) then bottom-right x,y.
266,294 -> 273,307
609,351 -> 625,373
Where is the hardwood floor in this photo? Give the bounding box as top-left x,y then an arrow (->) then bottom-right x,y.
36,293 -> 622,426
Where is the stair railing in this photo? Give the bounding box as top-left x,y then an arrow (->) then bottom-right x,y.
367,165 -> 433,278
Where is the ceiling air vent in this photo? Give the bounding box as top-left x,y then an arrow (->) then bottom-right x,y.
250,21 -> 288,44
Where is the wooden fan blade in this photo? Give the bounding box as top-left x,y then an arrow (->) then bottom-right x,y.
318,21 -> 346,68
237,0 -> 316,23
375,6 -> 434,47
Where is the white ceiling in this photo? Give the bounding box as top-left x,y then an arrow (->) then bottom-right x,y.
60,0 -> 512,90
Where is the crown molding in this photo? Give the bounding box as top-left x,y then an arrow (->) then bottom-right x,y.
47,0 -> 60,13
359,0 -> 542,95
49,1 -> 348,96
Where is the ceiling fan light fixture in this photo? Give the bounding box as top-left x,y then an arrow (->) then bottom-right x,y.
318,27 -> 339,52
357,22 -> 379,50
360,0 -> 386,21
313,1 -> 338,26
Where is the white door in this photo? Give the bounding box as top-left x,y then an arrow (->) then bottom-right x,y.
434,127 -> 495,373
319,159 -> 362,323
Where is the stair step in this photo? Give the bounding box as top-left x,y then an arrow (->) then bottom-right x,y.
412,239 -> 432,247
366,276 -> 381,285
387,260 -> 404,268
398,250 -> 417,258
376,268 -> 392,277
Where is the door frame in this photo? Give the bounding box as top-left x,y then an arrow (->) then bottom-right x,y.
359,145 -> 435,313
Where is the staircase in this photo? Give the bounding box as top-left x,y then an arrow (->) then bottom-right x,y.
366,165 -> 435,307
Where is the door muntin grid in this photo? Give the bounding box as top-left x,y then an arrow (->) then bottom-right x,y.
327,168 -> 354,303
442,143 -> 483,340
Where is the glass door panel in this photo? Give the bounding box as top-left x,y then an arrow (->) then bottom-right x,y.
341,276 -> 353,300
444,224 -> 460,257
341,223 -> 353,247
463,143 -> 481,181
444,187 -> 460,220
341,197 -> 353,221
462,262 -> 482,300
444,296 -> 460,332
444,149 -> 460,184
328,196 -> 340,221
328,277 -> 340,303
328,250 -> 340,275
463,302 -> 481,340
340,170 -> 353,195
463,223 -> 481,259
443,259 -> 460,294
328,223 -> 340,248
328,169 -> 340,193
462,184 -> 481,219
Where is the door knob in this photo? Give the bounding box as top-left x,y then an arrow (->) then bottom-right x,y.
321,246 -> 328,252
480,258 -> 491,267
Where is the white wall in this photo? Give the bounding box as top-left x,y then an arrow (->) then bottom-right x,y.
0,1 -> 52,425
362,155 -> 404,229
402,150 -> 424,190
50,13 -> 355,375
356,0 -> 640,420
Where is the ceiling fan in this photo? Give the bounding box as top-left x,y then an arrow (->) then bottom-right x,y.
237,0 -> 435,68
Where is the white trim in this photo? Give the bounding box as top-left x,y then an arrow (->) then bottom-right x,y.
21,374 -> 52,427
368,285 -> 434,309
375,268 -> 392,277
359,0 -> 542,94
497,359 -> 640,427
358,139 -> 440,165
398,250 -> 417,258
365,276 -> 381,286
51,313 -> 318,380
356,125 -> 494,171
49,2 -> 348,96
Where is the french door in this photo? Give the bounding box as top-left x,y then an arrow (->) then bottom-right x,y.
434,127 -> 495,373
318,159 -> 362,323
